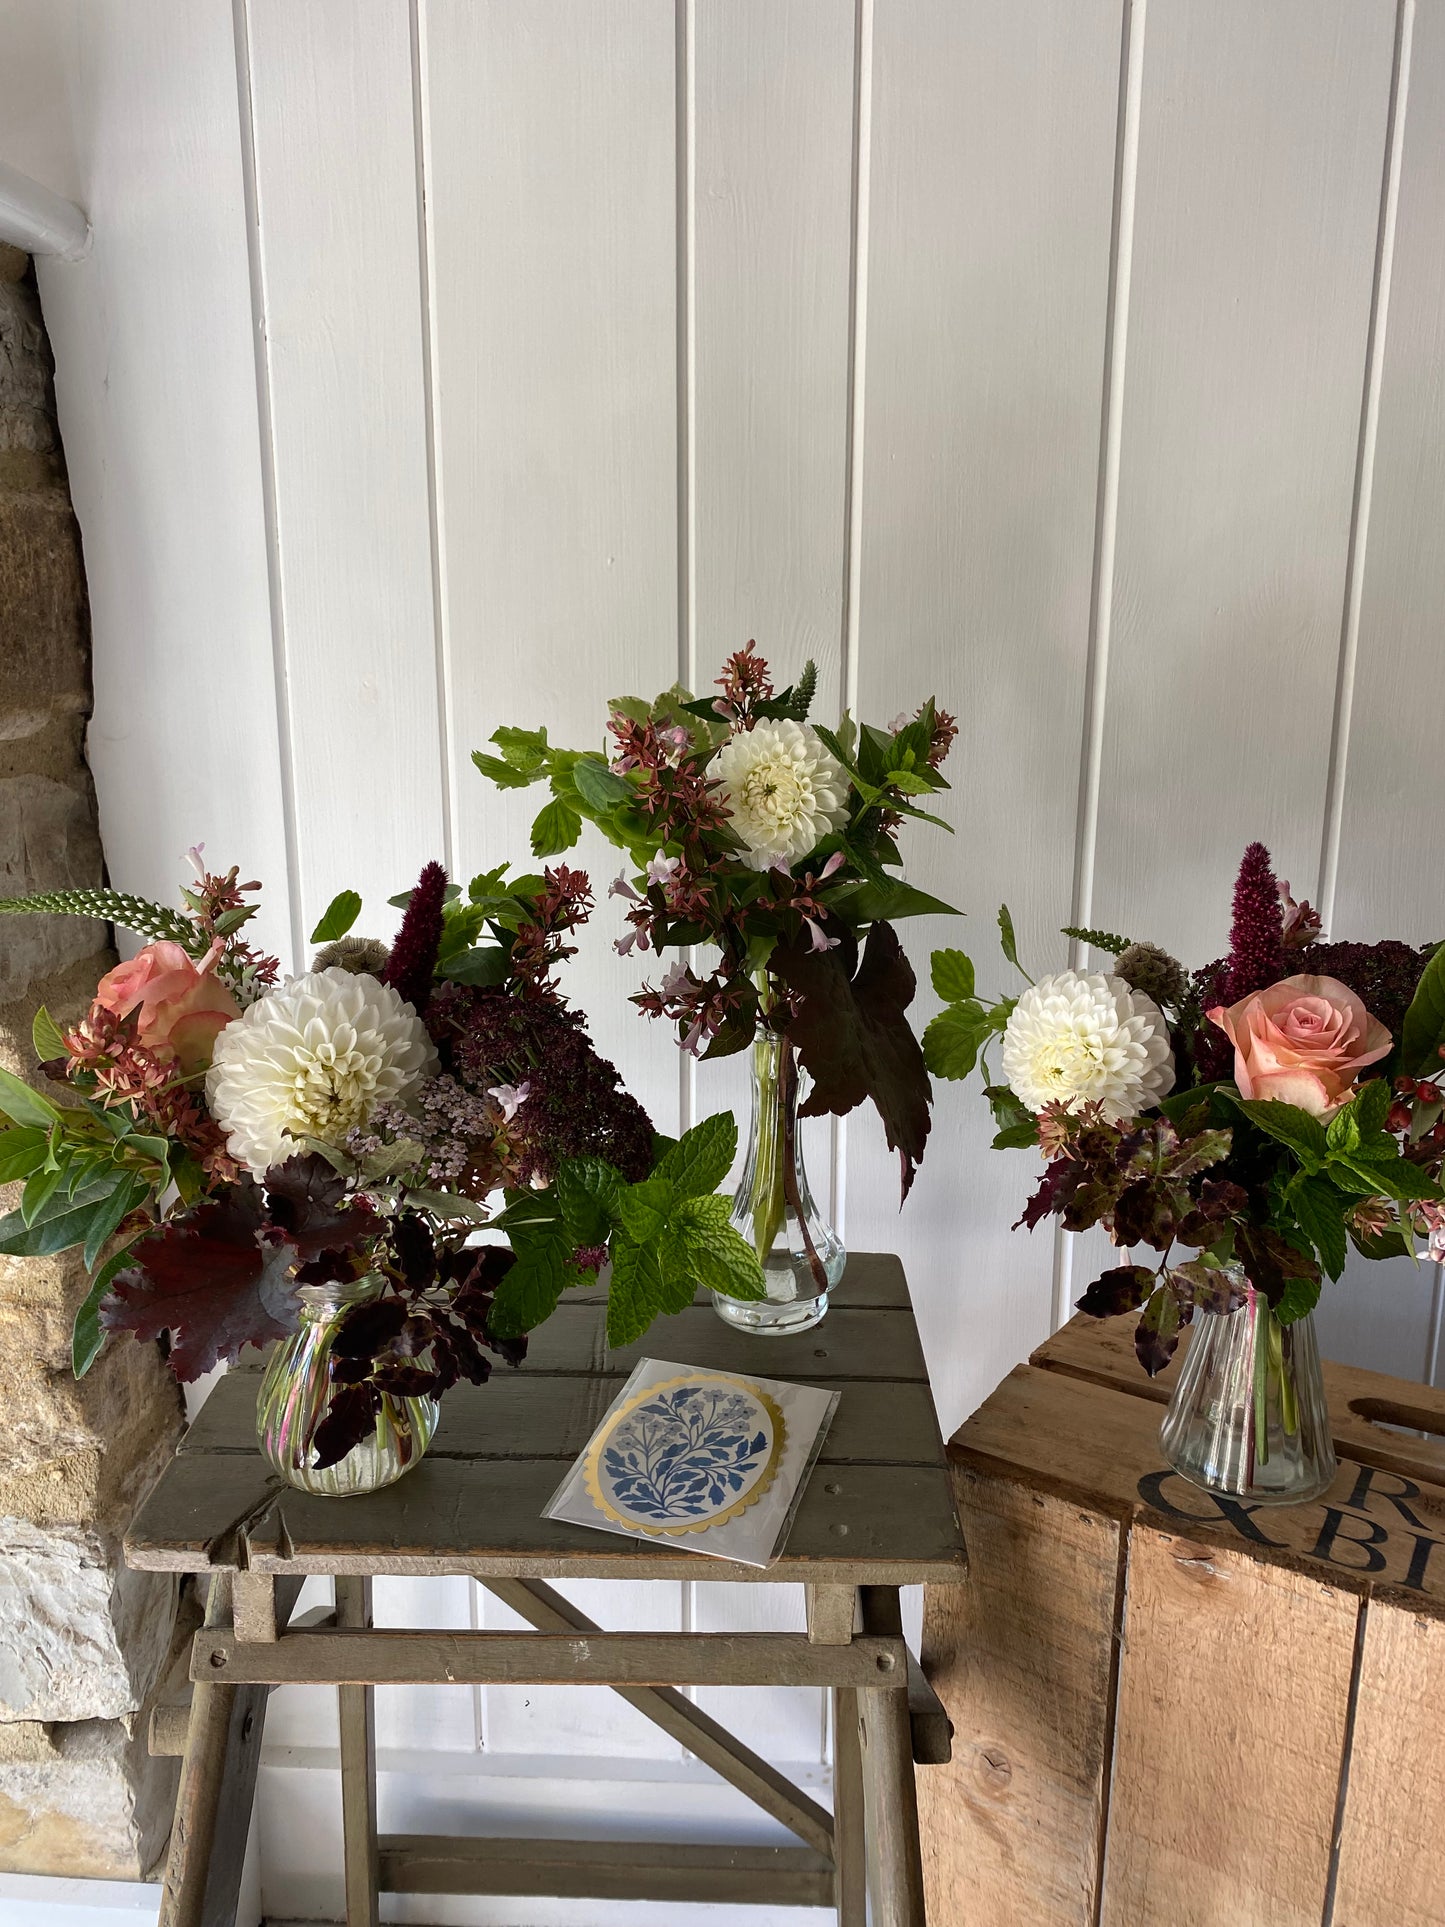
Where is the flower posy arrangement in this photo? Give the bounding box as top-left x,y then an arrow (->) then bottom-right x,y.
925,843 -> 1445,1372
474,642 -> 958,1196
0,850 -> 766,1464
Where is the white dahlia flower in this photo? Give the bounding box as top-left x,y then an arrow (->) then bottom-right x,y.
708,719 -> 849,871
206,968 -> 437,1177
1001,971 -> 1174,1123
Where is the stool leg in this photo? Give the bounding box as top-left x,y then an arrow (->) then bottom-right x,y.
158,1575 -> 234,1927
335,1577 -> 379,1927
859,1587 -> 926,1927
832,1686 -> 867,1926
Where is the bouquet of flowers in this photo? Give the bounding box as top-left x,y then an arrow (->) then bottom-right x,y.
475,642 -> 957,1314
0,850 -> 765,1471
926,843 -> 1445,1376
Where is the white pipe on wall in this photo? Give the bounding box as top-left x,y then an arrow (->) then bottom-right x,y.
0,160 -> 89,260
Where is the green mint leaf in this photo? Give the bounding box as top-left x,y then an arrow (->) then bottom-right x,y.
486,1224 -> 570,1337
1288,1174 -> 1350,1281
607,1239 -> 666,1346
922,1003 -> 988,1081
662,1203 -> 766,1302
491,724 -> 550,770
930,949 -> 975,1003
1226,1093 -> 1331,1167
571,757 -> 633,811
616,1176 -> 677,1245
1399,943 -> 1445,1076
471,750 -> 539,790
530,798 -> 583,858
655,1113 -> 737,1200
1275,1272 -> 1323,1325
309,889 -> 362,944
555,1158 -> 624,1247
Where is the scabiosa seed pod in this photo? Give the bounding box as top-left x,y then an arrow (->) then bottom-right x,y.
384,860 -> 448,1016
1114,941 -> 1188,1011
312,936 -> 390,977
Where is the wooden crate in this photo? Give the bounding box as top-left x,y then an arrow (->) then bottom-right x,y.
918,1315 -> 1445,1927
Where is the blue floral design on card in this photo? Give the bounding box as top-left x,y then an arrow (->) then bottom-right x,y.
592,1378 -> 781,1531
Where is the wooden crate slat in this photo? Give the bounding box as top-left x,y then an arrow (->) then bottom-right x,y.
918,1464 -> 1123,1927
1332,1595 -> 1445,1927
1101,1524 -> 1358,1927
958,1364 -> 1445,1600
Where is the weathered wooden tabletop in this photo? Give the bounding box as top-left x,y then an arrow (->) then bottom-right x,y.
126,1253 -> 967,1588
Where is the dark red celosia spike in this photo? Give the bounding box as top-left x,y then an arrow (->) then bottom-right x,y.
384,860 -> 448,1016
1222,841 -> 1285,1004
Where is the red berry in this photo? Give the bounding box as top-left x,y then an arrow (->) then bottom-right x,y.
1388,1101 -> 1414,1133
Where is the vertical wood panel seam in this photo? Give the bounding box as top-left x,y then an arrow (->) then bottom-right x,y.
231,0 -> 305,970
834,0 -> 874,1236
1320,1596 -> 1371,1927
1053,0 -> 1147,1333
1317,0 -> 1414,938
676,0 -> 696,1139
410,0 -> 456,876
1091,1515 -> 1134,1927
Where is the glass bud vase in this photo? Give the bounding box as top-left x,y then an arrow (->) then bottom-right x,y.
256,1275 -> 439,1497
715,1028 -> 845,1335
1159,1285 -> 1336,1505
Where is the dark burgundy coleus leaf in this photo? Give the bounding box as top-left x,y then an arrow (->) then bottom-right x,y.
1234,1222 -> 1320,1307
1110,1179 -> 1181,1252
1076,1264 -> 1157,1318
310,1383 -> 382,1470
772,921 -> 931,1198
101,1179 -> 303,1380
329,1296 -> 410,1360
263,1153 -> 380,1261
391,1210 -> 437,1291
1175,1176 -> 1250,1248
1014,1154 -> 1085,1231
1135,1285 -> 1191,1376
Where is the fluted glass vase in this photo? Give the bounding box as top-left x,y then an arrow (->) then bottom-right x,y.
1160,1285 -> 1335,1505
256,1275 -> 438,1496
715,1028 -> 845,1335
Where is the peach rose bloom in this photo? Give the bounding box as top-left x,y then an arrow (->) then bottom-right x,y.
94,941 -> 240,1074
1207,973 -> 1391,1117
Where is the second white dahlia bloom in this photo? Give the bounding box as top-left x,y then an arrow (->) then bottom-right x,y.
1001,971 -> 1174,1123
708,719 -> 849,871
207,967 -> 437,1177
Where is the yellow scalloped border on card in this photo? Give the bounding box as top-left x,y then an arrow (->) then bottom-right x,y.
582,1371 -> 788,1538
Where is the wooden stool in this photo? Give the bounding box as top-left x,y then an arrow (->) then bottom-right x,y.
127,1254 -> 965,1925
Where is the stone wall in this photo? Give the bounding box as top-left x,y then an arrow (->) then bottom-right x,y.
0,243 -> 184,1879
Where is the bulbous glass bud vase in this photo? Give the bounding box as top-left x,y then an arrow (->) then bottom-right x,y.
1160,1285 -> 1335,1505
256,1275 -> 438,1496
715,1028 -> 845,1336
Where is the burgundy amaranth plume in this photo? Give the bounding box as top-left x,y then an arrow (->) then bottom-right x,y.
1222,841 -> 1286,1005
384,860 -> 448,1016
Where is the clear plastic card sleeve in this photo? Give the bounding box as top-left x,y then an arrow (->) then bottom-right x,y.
544,1357 -> 841,1569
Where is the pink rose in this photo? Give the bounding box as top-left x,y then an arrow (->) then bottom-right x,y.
94,940 -> 240,1074
1207,974 -> 1391,1117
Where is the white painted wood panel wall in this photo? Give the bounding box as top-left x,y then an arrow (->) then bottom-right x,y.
4,1 -> 1445,1920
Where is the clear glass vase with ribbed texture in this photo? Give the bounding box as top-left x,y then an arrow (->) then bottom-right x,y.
1160,1285 -> 1336,1505
715,1028 -> 845,1335
256,1275 -> 438,1496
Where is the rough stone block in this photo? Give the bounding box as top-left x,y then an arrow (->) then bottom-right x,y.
0,774 -> 105,999
0,1357 -> 181,1721
0,273 -> 58,467
0,1710 -> 179,1878
0,1285 -> 182,1480
0,490 -> 89,742
0,946 -> 114,1088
